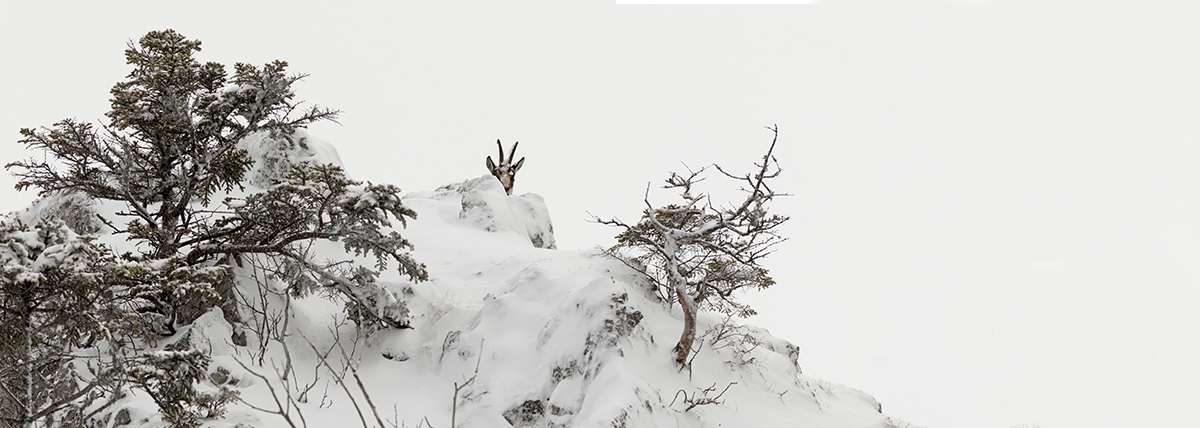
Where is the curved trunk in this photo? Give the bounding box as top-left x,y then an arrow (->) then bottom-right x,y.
664,232 -> 697,366
674,285 -> 697,366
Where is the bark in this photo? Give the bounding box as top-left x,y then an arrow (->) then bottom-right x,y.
0,288 -> 34,428
22,312 -> 31,428
596,126 -> 786,368
665,232 -> 698,366
674,285 -> 697,366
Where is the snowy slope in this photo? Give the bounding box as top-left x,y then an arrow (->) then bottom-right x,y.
22,134 -> 910,428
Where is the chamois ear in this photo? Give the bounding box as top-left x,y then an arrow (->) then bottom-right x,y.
513,157 -> 525,173
487,156 -> 496,171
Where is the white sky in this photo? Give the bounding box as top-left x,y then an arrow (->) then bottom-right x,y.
2,1 -> 1197,427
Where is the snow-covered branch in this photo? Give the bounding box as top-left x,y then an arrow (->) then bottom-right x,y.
596,126 -> 789,365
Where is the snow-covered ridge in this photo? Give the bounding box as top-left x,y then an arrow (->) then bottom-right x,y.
196,173 -> 894,428
405,174 -> 557,250
237,129 -> 344,188
324,181 -> 891,428
18,133 -> 908,428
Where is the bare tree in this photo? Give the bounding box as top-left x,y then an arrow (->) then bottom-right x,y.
595,126 -> 788,366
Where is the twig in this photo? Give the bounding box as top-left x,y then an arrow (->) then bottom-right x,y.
334,338 -> 387,428
669,382 -> 737,411
451,339 -> 484,428
233,357 -> 306,428
96,213 -> 123,233
301,334 -> 370,428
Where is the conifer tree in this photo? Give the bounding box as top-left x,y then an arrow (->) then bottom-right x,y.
9,29 -> 337,259
4,29 -> 426,425
0,219 -> 127,428
7,29 -> 424,332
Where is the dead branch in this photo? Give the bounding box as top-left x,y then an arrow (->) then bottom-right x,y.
669,382 -> 738,411
333,336 -> 387,428
233,357 -> 307,428
301,334 -> 370,428
451,339 -> 485,428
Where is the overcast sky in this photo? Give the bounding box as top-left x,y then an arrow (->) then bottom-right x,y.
2,1 -> 1198,427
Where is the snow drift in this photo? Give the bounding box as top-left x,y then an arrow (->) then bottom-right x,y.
20,134 -> 910,428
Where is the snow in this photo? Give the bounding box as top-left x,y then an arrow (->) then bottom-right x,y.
17,192 -> 103,235
19,134 -> 913,428
237,129 -> 344,188
184,308 -> 236,357
406,174 -> 557,250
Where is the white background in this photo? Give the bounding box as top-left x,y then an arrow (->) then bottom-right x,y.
2,1 -> 1197,427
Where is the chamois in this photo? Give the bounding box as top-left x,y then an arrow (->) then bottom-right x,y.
486,140 -> 525,195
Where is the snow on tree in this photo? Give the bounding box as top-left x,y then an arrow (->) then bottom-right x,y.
0,218 -> 126,427
595,126 -> 789,366
0,217 -> 249,427
3,29 -> 425,426
8,29 -> 336,258
194,163 -> 427,330
127,350 -> 238,428
6,29 -> 423,332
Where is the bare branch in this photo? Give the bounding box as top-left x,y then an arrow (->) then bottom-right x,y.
333,338 -> 387,428
452,339 -> 485,428
233,357 -> 306,428
594,126 -> 789,366
669,382 -> 738,411
301,334 -> 370,428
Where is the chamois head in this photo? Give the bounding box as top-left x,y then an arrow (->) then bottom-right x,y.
486,140 -> 525,195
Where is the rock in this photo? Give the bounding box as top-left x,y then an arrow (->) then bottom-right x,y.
382,351 -> 410,362
209,366 -> 231,385
502,399 -> 546,427
163,330 -> 192,351
231,329 -> 248,347
114,408 -> 131,426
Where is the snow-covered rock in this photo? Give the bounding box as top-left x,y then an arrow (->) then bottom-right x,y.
238,129 -> 344,188
406,174 -> 557,250
17,191 -> 103,235
165,307 -> 236,357
202,168 -> 894,428
13,133 -> 909,428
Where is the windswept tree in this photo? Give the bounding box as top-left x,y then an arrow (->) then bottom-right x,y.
7,29 -> 425,332
596,126 -> 789,366
10,29 -> 336,259
5,29 -> 426,426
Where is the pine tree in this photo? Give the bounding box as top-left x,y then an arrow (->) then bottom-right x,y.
127,350 -> 238,428
4,29 -> 426,425
195,163 -> 427,330
7,29 -> 424,332
0,219 -> 127,428
9,29 -> 337,259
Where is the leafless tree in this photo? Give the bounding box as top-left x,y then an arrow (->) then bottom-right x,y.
595,126 -> 789,366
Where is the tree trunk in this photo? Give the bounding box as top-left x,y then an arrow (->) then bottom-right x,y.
664,233 -> 697,366
0,289 -> 35,428
674,286 -> 697,366
21,311 -> 32,428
